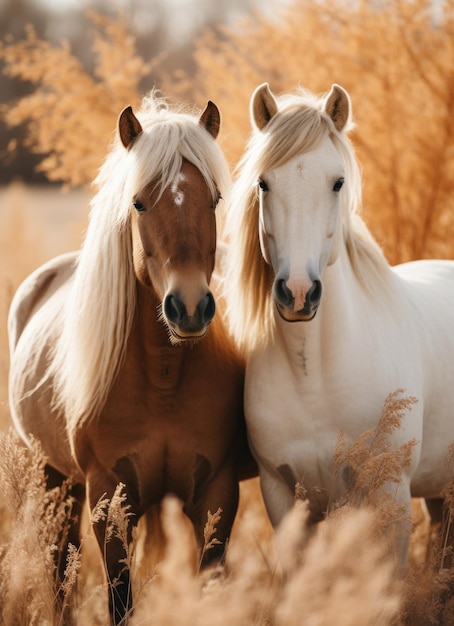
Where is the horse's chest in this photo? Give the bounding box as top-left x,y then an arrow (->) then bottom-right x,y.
82,359 -> 242,508
147,349 -> 186,391
245,349 -> 372,488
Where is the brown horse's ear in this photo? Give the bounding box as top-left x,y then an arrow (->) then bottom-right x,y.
324,84 -> 351,132
118,105 -> 143,149
199,101 -> 220,139
251,83 -> 278,131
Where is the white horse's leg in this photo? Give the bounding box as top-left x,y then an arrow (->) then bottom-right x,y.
383,480 -> 413,569
425,498 -> 454,569
259,468 -> 295,529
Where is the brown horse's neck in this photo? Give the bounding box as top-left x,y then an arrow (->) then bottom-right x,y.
127,281 -> 187,391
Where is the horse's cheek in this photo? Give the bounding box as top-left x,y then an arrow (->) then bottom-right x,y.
132,247 -> 153,287
326,207 -> 342,266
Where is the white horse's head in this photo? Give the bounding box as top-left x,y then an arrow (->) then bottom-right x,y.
251,83 -> 352,322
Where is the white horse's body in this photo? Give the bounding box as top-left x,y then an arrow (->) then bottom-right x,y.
246,256 -> 454,527
225,83 -> 454,563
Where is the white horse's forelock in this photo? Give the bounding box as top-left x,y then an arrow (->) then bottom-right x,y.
223,88 -> 391,352
49,92 -> 230,432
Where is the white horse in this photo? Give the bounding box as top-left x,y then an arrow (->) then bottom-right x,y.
224,82 -> 454,564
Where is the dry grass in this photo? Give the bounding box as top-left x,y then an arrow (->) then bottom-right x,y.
0,393 -> 452,625
0,430 -> 75,625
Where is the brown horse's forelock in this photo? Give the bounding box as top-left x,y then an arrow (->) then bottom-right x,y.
130,117 -> 224,208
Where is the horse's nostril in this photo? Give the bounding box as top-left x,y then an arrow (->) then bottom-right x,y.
200,291 -> 216,324
164,293 -> 186,324
164,291 -> 215,331
307,280 -> 322,305
275,278 -> 293,307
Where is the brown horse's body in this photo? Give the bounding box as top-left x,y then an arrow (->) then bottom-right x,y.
8,96 -> 255,624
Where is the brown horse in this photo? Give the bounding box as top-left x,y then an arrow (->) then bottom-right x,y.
8,92 -> 254,624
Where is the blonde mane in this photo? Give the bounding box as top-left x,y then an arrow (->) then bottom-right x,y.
223,88 -> 391,352
49,91 -> 231,430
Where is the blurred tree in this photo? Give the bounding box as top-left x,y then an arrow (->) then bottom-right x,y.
0,0 -> 261,183
0,12 -> 155,186
0,0 -> 48,182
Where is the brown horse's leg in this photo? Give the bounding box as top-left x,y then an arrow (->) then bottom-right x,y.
87,471 -> 138,626
185,463 -> 239,570
425,497 -> 454,569
44,464 -> 85,616
99,530 -> 134,626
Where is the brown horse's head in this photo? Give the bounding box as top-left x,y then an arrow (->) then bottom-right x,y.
118,102 -> 223,343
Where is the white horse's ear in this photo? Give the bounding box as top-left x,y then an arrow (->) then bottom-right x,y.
324,84 -> 351,132
118,106 -> 143,149
251,83 -> 278,131
199,101 -> 221,139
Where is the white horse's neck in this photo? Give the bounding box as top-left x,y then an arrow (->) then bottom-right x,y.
272,243 -> 385,379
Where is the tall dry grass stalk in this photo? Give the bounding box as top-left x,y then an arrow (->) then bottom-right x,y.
90,483 -> 137,624
440,443 -> 454,564
331,389 -> 418,538
0,430 -> 78,625
198,507 -> 223,572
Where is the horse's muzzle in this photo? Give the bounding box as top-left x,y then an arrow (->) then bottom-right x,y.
163,290 -> 216,340
273,278 -> 322,322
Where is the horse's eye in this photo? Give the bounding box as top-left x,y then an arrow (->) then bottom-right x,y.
258,179 -> 269,192
333,177 -> 345,192
133,200 -> 146,212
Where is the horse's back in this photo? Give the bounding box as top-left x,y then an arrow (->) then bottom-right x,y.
395,258 -> 454,289
394,259 -> 454,353
8,252 -> 79,474
8,251 -> 78,350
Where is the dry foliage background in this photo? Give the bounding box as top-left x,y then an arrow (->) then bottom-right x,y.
1,0 -> 454,623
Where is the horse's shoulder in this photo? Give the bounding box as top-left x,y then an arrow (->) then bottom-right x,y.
8,251 -> 78,349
